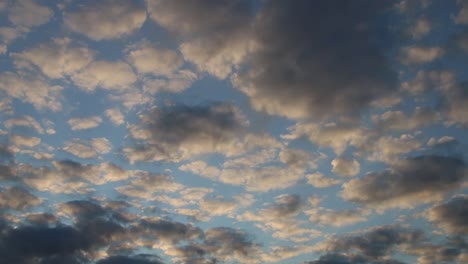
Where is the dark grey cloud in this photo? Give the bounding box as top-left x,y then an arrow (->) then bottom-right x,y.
305,253 -> 407,264
203,227 -> 260,261
269,194 -> 302,217
342,155 -> 468,209
125,102 -> 251,162
234,0 -> 397,119
97,255 -> 164,264
134,218 -> 202,243
427,195 -> 468,235
314,225 -> 423,263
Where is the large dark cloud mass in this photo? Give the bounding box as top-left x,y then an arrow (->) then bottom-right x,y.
234,0 -> 397,119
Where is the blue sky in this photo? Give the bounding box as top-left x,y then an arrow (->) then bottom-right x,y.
0,0 -> 467,263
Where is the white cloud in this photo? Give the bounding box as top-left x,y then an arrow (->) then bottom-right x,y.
68,116 -> 102,130
4,115 -> 44,134
8,0 -> 52,28
0,72 -> 63,111
71,60 -> 137,92
11,135 -> 41,148
306,207 -> 370,227
127,42 -> 183,76
104,108 -> 125,125
400,46 -> 444,65
63,138 -> 112,159
13,38 -> 95,79
306,173 -> 341,188
64,0 -> 146,40
331,158 -> 360,177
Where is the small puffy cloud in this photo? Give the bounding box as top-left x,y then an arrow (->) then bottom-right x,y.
11,135 -> 41,148
63,138 -> 112,159
408,18 -> 431,39
454,0 -> 468,24
21,160 -> 135,193
306,173 -> 341,188
13,38 -> 95,79
282,122 -> 369,155
8,0 -> 52,28
127,42 -> 183,76
372,107 -> 439,132
117,173 -> 184,200
104,108 -> 125,125
71,60 -> 137,92
0,72 -> 63,111
341,155 -> 467,210
361,135 -> 422,163
0,186 -> 41,210
233,0 -> 397,120
401,70 -> 454,95
427,195 -> 468,234
400,46 -> 444,65
4,115 -> 44,134
331,158 -> 360,177
64,0 -> 146,40
238,194 -> 320,242
68,116 -> 102,130
306,207 -> 370,227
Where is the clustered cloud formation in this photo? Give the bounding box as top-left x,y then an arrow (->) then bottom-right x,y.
0,0 -> 467,264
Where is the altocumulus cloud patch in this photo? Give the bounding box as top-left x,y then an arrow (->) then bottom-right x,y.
0,0 -> 467,264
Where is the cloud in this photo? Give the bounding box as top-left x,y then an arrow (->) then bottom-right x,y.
0,72 -> 63,111
20,160 -> 135,193
11,134 -> 41,148
400,46 -> 444,65
13,38 -> 95,79
454,0 -> 468,24
97,255 -> 164,264
0,186 -> 41,210
116,173 -> 184,199
371,107 -> 440,132
427,195 -> 468,235
238,194 -> 320,242
127,41 -> 184,76
8,0 -> 52,28
306,173 -> 341,188
400,70 -> 454,95
147,0 -> 253,79
63,138 -> 112,159
314,225 -> 423,260
233,0 -> 397,120
440,82 -> 468,126
408,18 -> 431,39
71,60 -> 137,92
64,0 -> 146,40
306,207 -> 370,227
341,155 -> 467,210
4,115 -> 44,134
282,121 -> 370,155
305,253 -> 407,264
105,108 -> 125,125
68,116 -> 102,130
124,102 -> 278,163
331,158 -> 360,177
202,227 -> 261,263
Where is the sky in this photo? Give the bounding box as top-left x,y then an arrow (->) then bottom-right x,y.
0,0 -> 467,263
